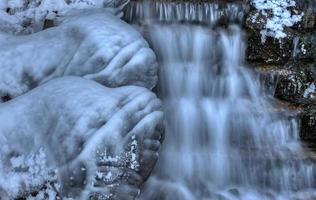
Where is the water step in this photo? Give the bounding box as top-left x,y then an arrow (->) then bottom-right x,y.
124,0 -> 247,26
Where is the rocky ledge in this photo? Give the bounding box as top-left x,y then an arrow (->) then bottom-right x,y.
245,0 -> 316,143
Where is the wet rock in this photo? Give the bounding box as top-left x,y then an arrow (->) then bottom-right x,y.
246,29 -> 293,64
274,64 -> 316,104
228,188 -> 240,197
244,0 -> 315,64
293,33 -> 316,61
275,70 -> 308,103
295,0 -> 316,30
300,105 -> 316,142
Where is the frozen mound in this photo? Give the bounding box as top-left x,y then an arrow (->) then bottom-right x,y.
0,0 -> 129,34
0,9 -> 158,101
0,77 -> 164,199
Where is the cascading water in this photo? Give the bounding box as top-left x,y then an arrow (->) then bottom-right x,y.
124,1 -> 316,199
124,1 -> 245,25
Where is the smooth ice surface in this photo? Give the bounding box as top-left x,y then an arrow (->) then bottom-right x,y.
0,9 -> 158,100
0,77 -> 163,199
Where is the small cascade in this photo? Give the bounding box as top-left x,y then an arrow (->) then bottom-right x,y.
124,1 -> 246,25
125,1 -> 316,200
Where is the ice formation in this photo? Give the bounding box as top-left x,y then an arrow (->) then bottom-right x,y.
251,0 -> 303,42
0,9 -> 157,100
0,0 -> 129,34
0,77 -> 163,199
0,1 -> 163,198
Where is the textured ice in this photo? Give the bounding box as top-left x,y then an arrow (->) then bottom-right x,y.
0,77 -> 163,198
0,1 -> 161,198
0,9 -> 158,100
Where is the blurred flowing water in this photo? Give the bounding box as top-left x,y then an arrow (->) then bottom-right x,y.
124,1 -> 316,199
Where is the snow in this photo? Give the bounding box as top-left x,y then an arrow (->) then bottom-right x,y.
0,0 -> 129,34
0,9 -> 158,99
0,77 -> 163,198
129,135 -> 140,171
0,0 -> 161,198
0,149 -> 55,198
251,0 -> 303,42
26,183 -> 59,200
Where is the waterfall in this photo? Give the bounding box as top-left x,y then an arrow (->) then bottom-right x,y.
124,1 -> 246,25
125,2 -> 316,199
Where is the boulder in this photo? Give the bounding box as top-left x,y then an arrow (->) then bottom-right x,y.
300,105 -> 316,142
274,62 -> 316,104
0,77 -> 164,199
0,9 -> 158,100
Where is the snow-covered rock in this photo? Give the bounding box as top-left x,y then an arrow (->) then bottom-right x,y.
0,77 -> 164,199
0,9 -> 158,100
0,0 -> 129,34
250,0 -> 304,42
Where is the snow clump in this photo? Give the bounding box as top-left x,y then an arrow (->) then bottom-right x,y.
251,0 -> 304,43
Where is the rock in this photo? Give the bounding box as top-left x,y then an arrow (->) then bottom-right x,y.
294,0 -> 316,30
0,9 -> 158,100
244,0 -> 316,64
300,105 -> 316,142
275,70 -> 308,103
293,32 -> 316,61
246,29 -> 293,64
0,77 -> 164,199
274,62 -> 316,104
228,188 -> 240,197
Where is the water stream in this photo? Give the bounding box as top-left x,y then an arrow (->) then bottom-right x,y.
124,1 -> 316,199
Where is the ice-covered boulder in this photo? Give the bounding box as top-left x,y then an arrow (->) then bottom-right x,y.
0,0 -> 129,34
0,77 -> 164,199
0,8 -> 158,101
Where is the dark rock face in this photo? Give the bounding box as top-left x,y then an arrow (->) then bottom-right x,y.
294,33 -> 316,61
295,0 -> 316,30
300,105 -> 316,141
274,63 -> 316,104
246,29 -> 293,65
245,0 -> 316,64
275,71 -> 307,103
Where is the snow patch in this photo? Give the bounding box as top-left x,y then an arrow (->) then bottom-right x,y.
0,149 -> 56,198
0,0 -> 129,34
26,183 -> 59,200
251,0 -> 303,43
129,135 -> 140,171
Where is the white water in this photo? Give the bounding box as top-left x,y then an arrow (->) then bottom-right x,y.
125,2 -> 316,200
